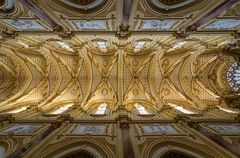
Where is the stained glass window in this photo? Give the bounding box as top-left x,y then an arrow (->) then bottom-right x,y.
227,62 -> 240,92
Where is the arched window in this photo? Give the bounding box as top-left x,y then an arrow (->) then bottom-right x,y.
49,104 -> 73,114
134,103 -> 150,115
168,103 -> 195,114
227,62 -> 240,92
95,103 -> 107,115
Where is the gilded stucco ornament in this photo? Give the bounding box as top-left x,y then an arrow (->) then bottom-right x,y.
132,89 -> 139,96
102,60 -> 108,67
162,88 -> 171,97
1,1 -> 240,157
132,59 -> 139,66
230,3 -> 240,17
101,88 -> 108,96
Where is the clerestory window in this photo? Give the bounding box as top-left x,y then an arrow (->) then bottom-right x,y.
227,62 -> 240,92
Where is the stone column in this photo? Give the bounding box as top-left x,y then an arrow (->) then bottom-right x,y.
7,122 -> 61,158
189,122 -> 240,157
120,122 -> 135,158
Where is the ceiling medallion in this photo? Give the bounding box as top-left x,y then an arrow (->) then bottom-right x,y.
162,89 -> 170,96
132,89 -> 139,96
101,88 -> 108,96
132,60 -> 139,66
102,60 -> 108,67
162,59 -> 170,66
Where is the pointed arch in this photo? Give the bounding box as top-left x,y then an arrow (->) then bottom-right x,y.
143,139 -> 224,158
39,139 -> 115,158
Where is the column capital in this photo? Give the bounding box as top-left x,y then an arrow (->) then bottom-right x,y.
173,32 -> 189,39
174,115 -> 191,123
120,122 -> 130,129
116,25 -> 131,40
115,115 -> 131,129
57,114 -> 73,123
187,121 -> 200,129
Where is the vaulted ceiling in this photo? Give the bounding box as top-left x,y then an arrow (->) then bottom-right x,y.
0,0 -> 239,118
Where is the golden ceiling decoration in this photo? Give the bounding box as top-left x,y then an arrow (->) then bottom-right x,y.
0,0 -> 238,116
0,1 -> 240,158
0,36 -> 232,116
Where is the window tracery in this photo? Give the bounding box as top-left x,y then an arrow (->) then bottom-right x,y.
49,104 -> 73,115
95,103 -> 107,115
227,62 -> 240,92
168,103 -> 195,114
134,103 -> 150,115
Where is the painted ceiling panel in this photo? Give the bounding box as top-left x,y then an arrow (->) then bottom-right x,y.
142,20 -> 177,30
1,19 -> 45,30
74,21 -> 107,30
205,19 -> 240,30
